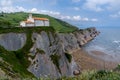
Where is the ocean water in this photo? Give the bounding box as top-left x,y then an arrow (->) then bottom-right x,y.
83,27 -> 120,61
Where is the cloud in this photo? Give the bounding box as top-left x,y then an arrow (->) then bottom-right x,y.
30,8 -> 39,13
0,0 -> 13,12
0,0 -> 23,12
0,6 -> 27,12
91,18 -> 98,22
83,0 -> 120,12
0,0 -> 98,22
73,7 -> 80,11
29,9 -> 98,22
82,17 -> 89,21
0,0 -> 12,7
110,11 -> 120,18
73,16 -> 81,21
72,0 -> 80,3
60,15 -> 98,22
16,6 -> 27,12
39,10 -> 61,17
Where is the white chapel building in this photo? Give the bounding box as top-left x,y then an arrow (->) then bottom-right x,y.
20,14 -> 49,27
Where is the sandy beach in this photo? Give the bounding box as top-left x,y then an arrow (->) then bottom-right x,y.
72,49 -> 119,71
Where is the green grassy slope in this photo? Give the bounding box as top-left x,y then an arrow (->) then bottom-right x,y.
0,12 -> 78,32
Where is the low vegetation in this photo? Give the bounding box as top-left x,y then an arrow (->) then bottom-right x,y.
50,53 -> 61,73
1,69 -> 120,80
36,48 -> 45,54
0,27 -> 55,34
64,52 -> 72,63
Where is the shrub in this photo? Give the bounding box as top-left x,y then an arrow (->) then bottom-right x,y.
50,53 -> 61,73
64,52 -> 72,63
114,64 -> 120,72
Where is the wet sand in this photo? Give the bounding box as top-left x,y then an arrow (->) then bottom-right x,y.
72,49 -> 119,71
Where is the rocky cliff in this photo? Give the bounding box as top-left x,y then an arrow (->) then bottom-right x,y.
0,27 -> 99,79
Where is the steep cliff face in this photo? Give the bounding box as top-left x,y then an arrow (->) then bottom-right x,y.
0,33 -> 26,51
28,31 -> 80,78
58,27 -> 99,52
0,27 -> 99,78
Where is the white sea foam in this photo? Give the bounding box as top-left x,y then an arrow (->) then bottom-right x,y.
113,40 -> 120,43
113,40 -> 120,49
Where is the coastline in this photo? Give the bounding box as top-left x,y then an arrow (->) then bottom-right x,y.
72,49 -> 119,71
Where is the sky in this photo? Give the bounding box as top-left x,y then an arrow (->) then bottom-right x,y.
0,0 -> 120,28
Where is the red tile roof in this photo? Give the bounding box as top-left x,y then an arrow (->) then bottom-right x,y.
23,21 -> 34,24
33,17 -> 49,21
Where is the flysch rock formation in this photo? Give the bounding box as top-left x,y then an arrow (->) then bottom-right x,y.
0,27 -> 99,78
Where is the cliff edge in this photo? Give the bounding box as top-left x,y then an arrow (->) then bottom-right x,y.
0,27 -> 99,79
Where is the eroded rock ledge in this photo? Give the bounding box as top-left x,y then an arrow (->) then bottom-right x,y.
0,27 -> 99,78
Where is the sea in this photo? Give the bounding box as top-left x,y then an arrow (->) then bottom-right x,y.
81,27 -> 120,62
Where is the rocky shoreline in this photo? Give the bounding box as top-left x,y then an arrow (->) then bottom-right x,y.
72,49 -> 118,71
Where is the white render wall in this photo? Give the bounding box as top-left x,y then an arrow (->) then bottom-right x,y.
34,20 -> 44,26
44,21 -> 49,26
26,23 -> 34,27
20,22 -> 26,27
34,20 -> 50,26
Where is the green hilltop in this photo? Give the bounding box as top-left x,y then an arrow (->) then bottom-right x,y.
0,12 -> 78,33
